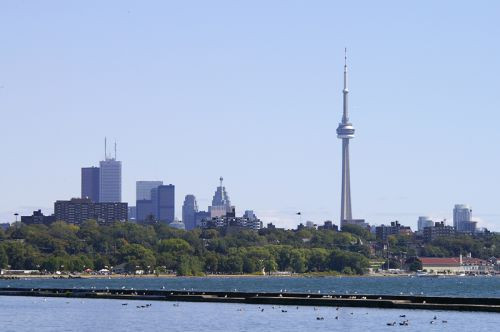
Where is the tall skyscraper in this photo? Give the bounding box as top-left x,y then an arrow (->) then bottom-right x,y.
209,177 -> 234,218
336,50 -> 356,228
453,204 -> 476,232
99,140 -> 122,203
136,199 -> 154,221
136,181 -> 163,201
81,166 -> 100,202
135,181 -> 163,222
182,195 -> 198,230
157,184 -> 175,223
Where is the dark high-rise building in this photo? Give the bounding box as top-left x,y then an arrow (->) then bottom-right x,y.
136,181 -> 163,201
182,195 -> 198,230
54,198 -> 127,224
157,185 -> 175,223
194,211 -> 210,228
136,199 -> 154,221
151,187 -> 159,219
81,167 -> 100,202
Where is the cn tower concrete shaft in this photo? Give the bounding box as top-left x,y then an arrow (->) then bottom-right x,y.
340,138 -> 352,222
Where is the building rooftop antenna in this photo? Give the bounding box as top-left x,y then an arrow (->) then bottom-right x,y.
114,140 -> 117,160
104,137 -> 107,160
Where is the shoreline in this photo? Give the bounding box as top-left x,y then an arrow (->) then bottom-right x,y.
2,273 -> 495,280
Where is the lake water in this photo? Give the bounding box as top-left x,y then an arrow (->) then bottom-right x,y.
0,295 -> 498,332
1,276 -> 499,297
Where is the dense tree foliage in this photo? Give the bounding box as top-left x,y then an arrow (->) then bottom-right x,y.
0,221 -> 372,275
0,221 -> 497,275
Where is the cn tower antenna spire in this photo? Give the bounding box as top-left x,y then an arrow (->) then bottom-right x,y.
342,48 -> 349,123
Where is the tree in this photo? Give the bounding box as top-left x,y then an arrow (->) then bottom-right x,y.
290,250 -> 307,273
119,244 -> 156,272
158,239 -> 193,256
223,255 -> 243,273
177,255 -> 203,276
264,257 -> 278,273
405,257 -> 422,272
0,245 -> 8,268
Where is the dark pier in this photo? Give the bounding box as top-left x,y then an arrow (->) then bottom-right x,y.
0,287 -> 499,312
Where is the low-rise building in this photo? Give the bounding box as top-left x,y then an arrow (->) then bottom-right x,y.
376,221 -> 412,241
318,220 -> 339,231
423,221 -> 455,242
201,216 -> 263,230
21,210 -> 55,225
419,255 -> 494,274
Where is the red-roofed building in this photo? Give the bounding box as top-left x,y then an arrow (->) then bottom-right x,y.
419,255 -> 494,274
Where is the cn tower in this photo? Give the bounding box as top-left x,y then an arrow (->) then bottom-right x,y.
336,49 -> 355,228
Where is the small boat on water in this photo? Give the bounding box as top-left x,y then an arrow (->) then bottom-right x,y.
415,272 -> 439,278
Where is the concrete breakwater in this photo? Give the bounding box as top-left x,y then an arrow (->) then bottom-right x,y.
0,287 -> 498,312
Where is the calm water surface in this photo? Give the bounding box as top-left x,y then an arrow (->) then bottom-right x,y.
0,276 -> 499,297
0,296 -> 498,332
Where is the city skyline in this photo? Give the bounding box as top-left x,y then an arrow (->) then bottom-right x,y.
1,1 -> 499,230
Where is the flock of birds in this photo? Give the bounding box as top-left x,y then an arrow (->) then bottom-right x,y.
386,315 -> 448,326
164,302 -> 449,327
39,297 -> 453,327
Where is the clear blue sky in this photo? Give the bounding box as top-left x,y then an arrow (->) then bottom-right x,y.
1,1 -> 499,230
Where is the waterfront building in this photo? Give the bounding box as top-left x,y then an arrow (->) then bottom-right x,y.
417,216 -> 434,232
375,221 -> 412,241
419,255 -> 494,274
81,167 -> 100,202
182,195 -> 198,230
136,181 -> 163,201
453,204 -> 477,233
157,184 -> 175,223
423,221 -> 455,242
54,198 -> 127,224
20,210 -> 55,225
209,177 -> 234,218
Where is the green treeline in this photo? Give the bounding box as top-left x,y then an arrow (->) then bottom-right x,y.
0,221 -> 497,276
0,221 -> 369,275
